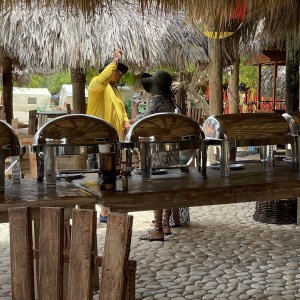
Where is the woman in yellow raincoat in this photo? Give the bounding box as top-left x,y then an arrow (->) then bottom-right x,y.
87,48 -> 131,222
87,48 -> 131,139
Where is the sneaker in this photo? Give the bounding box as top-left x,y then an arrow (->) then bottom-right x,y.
99,215 -> 108,223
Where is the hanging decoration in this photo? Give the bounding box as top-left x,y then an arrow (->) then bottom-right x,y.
203,0 -> 246,39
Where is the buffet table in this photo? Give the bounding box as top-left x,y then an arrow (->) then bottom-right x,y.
71,162 -> 300,224
0,178 -> 96,222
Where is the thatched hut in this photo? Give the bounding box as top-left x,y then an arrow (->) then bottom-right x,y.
1,0 -> 300,120
0,0 -> 210,121
0,1 -> 209,73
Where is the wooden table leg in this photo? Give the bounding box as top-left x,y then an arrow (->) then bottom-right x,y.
297,197 -> 300,225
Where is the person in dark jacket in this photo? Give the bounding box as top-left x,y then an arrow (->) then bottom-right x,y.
137,70 -> 180,241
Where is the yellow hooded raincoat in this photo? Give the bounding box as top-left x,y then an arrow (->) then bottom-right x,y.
87,63 -> 129,138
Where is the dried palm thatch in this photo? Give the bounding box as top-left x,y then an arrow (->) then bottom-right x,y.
138,0 -> 298,43
0,1 -> 208,74
0,1 -> 299,50
261,66 -> 286,99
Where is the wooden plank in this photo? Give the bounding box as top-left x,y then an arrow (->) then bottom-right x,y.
39,207 -> 64,300
8,207 -> 35,300
67,209 -> 96,300
126,260 -> 137,300
100,213 -> 133,300
28,110 -> 38,135
94,257 -> 136,300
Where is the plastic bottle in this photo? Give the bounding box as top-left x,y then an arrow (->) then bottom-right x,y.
115,175 -> 123,192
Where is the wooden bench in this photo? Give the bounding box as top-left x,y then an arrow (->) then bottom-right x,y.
9,207 -> 136,300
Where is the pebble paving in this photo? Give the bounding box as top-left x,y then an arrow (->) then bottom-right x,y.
1,202 -> 300,299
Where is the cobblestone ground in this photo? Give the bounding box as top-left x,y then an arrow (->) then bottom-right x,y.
1,202 -> 299,299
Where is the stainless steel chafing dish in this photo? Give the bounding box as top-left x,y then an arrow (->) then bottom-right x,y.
31,114 -> 120,187
202,113 -> 295,176
0,120 -> 26,192
283,111 -> 300,170
125,112 -> 205,181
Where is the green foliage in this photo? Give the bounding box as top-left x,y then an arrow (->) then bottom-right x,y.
25,72 -> 71,94
18,57 -> 259,95
86,68 -> 99,85
119,71 -> 137,86
222,57 -> 258,89
86,68 -> 137,87
238,57 -> 258,89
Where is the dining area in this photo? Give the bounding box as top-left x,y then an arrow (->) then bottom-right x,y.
1,110 -> 300,299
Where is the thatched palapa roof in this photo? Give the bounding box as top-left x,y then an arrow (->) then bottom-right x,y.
1,1 -> 298,46
149,0 -> 300,49
0,1 -> 208,74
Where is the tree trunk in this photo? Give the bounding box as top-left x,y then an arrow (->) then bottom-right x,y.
70,68 -> 86,114
208,39 -> 223,116
228,57 -> 240,114
2,56 -> 13,124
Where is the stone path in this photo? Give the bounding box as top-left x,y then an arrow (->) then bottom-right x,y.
1,202 -> 300,299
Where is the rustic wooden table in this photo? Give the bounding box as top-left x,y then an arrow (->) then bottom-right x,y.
71,162 -> 300,224
0,177 -> 96,222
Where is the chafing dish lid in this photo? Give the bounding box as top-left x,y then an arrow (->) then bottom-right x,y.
125,112 -> 204,142
0,120 -> 22,149
284,111 -> 300,135
203,113 -> 291,140
33,114 -> 119,145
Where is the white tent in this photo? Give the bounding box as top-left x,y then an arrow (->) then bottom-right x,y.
59,84 -> 88,109
13,87 -> 51,112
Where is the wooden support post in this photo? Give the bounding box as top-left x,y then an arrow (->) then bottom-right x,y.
28,110 -> 38,135
70,68 -> 86,114
208,39 -> 223,116
8,207 -> 35,300
2,56 -> 13,124
229,56 -> 240,114
258,64 -> 262,109
0,105 -> 5,120
286,39 -> 299,113
272,62 -> 278,111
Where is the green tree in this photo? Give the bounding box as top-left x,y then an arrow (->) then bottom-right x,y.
26,72 -> 71,94
238,57 -> 258,89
